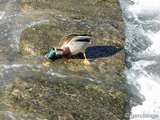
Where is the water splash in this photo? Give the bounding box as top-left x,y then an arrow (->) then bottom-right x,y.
0,111 -> 47,120
119,0 -> 160,119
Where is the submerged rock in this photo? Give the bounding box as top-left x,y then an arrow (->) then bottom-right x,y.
3,77 -> 127,120
2,0 -> 128,119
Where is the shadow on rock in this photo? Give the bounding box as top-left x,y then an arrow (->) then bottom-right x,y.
49,45 -> 122,60
86,46 -> 123,59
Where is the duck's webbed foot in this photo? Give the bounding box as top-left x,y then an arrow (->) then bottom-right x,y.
82,59 -> 90,65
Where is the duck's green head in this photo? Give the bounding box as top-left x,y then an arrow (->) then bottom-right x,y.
46,49 -> 56,59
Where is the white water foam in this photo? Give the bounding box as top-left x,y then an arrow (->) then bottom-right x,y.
47,68 -> 67,78
0,111 -> 47,120
0,11 -> 5,20
12,19 -> 49,50
146,31 -> 160,54
119,0 -> 160,120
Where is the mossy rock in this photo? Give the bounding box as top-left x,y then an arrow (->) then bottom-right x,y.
2,77 -> 127,120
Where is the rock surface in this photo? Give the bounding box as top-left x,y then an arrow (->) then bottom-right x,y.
2,0 -> 128,119
3,77 -> 127,119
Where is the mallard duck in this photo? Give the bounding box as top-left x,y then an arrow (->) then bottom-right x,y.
45,33 -> 92,65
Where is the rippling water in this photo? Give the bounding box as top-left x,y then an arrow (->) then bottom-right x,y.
119,0 -> 160,119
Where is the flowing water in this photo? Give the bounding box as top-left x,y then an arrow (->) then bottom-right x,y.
119,0 -> 160,119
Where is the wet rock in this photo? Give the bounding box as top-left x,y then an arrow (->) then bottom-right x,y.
2,77 -> 127,120
2,0 -> 128,119
20,0 -> 123,22
19,20 -> 125,56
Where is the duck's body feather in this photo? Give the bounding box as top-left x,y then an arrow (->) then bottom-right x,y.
57,34 -> 92,55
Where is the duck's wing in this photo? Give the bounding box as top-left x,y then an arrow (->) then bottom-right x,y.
58,35 -> 74,47
58,34 -> 92,47
71,35 -> 92,43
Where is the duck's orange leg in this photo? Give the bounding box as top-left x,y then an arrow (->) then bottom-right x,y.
82,52 -> 90,65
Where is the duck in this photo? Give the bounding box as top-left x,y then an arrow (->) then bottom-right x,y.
45,33 -> 92,65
